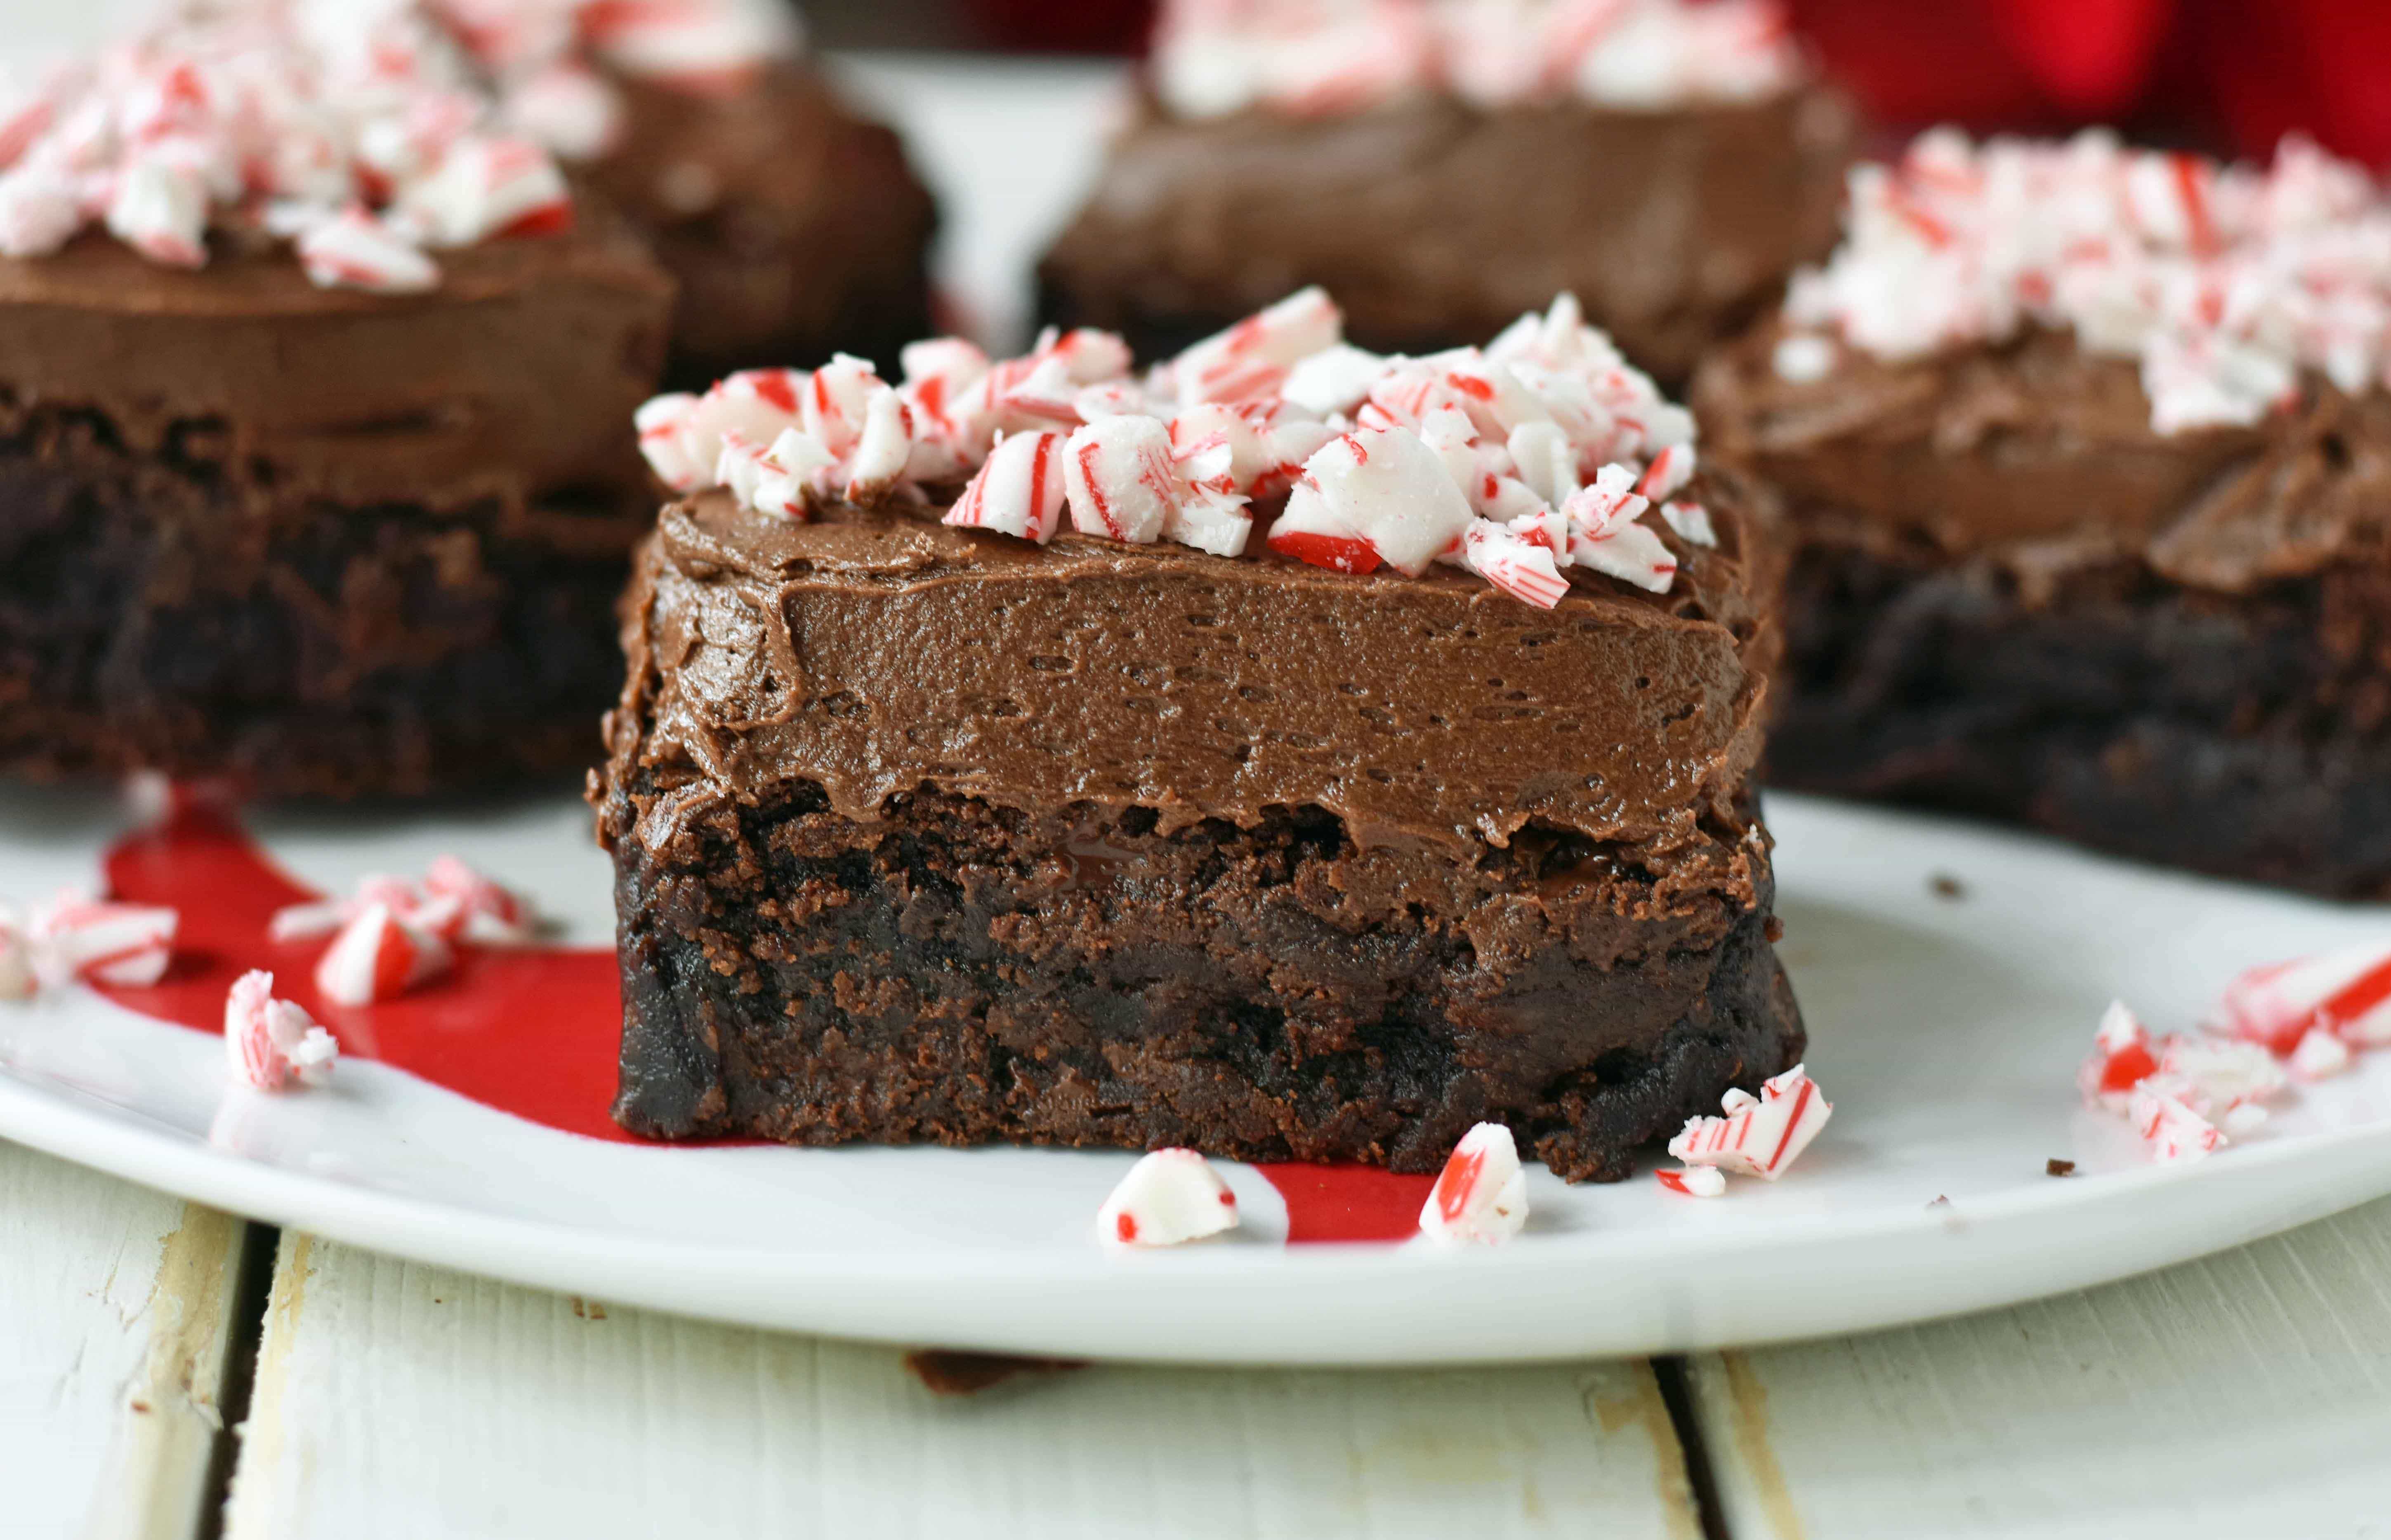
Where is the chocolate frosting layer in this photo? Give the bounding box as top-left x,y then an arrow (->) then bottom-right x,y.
592,63 -> 937,385
1695,323 -> 2391,598
1038,84 -> 1855,381
606,487 -> 1776,862
0,214 -> 672,510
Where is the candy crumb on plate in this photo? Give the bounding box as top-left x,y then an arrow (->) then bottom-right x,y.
1419,1122 -> 1529,1245
1096,1149 -> 1239,1249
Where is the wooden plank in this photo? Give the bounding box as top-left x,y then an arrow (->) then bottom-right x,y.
224,1232 -> 1700,1540
1685,1193 -> 2391,1539
0,1137 -> 251,1540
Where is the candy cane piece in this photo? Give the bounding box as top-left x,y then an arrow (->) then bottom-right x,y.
2129,1082 -> 2225,1163
394,134 -> 570,247
943,429 -> 1068,544
105,157 -> 208,267
502,61 -> 623,162
1655,1165 -> 1726,1198
224,970 -> 339,1091
1462,518 -> 1570,608
1660,500 -> 1717,547
0,166 -> 82,257
635,393 -> 705,490
1271,426 -> 1472,577
2288,1027 -> 2353,1082
1065,415 -> 1181,544
1667,1063 -> 1832,1179
0,914 -> 34,1000
315,902 -> 452,1006
1174,286 -> 1343,404
36,898 -> 179,987
1281,342 -> 1385,417
1636,443 -> 1695,501
843,389 -> 915,504
2219,941 -> 2391,1053
295,207 -> 438,293
1418,1122 -> 1529,1246
1096,1148 -> 1239,1248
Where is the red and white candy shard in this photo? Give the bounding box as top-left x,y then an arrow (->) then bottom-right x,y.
1668,1063 -> 1832,1180
270,858 -> 534,948
1660,501 -> 1716,547
314,902 -> 453,1006
1065,415 -> 1180,544
1174,285 -> 1342,404
224,970 -> 339,1091
1419,1121 -> 1529,1245
1096,1148 -> 1240,1249
2129,1082 -> 2224,1164
34,897 -> 179,987
295,208 -> 439,294
1272,427 -> 1474,577
2155,1035 -> 2285,1115
2289,1026 -> 2353,1082
2220,941 -> 2391,1054
1655,1165 -> 1726,1198
1461,518 -> 1569,608
945,429 -> 1068,544
2077,998 -> 2160,1112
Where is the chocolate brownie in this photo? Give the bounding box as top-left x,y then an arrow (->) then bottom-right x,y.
592,64 -> 937,391
1037,0 -> 1855,383
0,227 -> 670,798
597,297 -> 1802,1179
1697,133 -> 2391,898
0,0 -> 934,798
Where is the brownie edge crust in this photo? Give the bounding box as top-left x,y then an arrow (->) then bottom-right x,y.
595,492 -> 1804,1182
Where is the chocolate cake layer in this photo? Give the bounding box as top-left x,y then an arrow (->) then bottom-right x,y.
0,224 -> 672,796
594,65 -> 938,390
1037,86 -> 1855,384
594,490 -> 1803,1179
1698,324 -> 2391,897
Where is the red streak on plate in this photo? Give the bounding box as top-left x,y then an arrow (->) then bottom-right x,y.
1255,1163 -> 1434,1244
87,802 -> 1432,1239
94,803 -> 633,1142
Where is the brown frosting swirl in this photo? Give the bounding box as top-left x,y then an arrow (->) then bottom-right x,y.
605,484 -> 1777,862
1038,83 -> 1856,381
1693,323 -> 2391,600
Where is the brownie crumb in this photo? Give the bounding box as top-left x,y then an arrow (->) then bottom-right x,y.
2046,1158 -> 2077,1177
903,1349 -> 1085,1397
1929,873 -> 1967,900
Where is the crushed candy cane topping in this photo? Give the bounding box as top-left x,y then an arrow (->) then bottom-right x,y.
1667,1063 -> 1831,1180
1419,1121 -> 1528,1245
224,969 -> 338,1090
1151,0 -> 1799,120
1096,1148 -> 1241,1248
1782,129 -> 2391,434
0,0 -> 792,289
2,893 -> 181,992
641,287 -> 1712,609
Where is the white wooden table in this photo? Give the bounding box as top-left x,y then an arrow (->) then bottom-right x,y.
12,1133 -> 2391,1538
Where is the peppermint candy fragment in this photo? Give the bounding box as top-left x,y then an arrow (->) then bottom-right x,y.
1064,415 -> 1181,544
1660,501 -> 1717,547
945,429 -> 1068,544
502,61 -> 623,162
1281,342 -> 1386,417
422,855 -> 535,945
1461,518 -> 1569,608
2077,998 -> 2160,1112
295,209 -> 439,294
105,158 -> 208,268
0,166 -> 81,258
1419,1121 -> 1529,1246
2129,1082 -> 2225,1164
1272,427 -> 1473,577
1096,1148 -> 1239,1249
314,902 -> 452,1006
2289,1027 -> 2353,1082
394,134 -> 570,247
2155,1034 -> 2286,1116
2219,942 -> 2391,1054
635,393 -> 706,490
1668,1064 -> 1832,1180
1655,1165 -> 1726,1198
35,897 -> 179,987
224,970 -> 338,1091
1174,286 -> 1343,404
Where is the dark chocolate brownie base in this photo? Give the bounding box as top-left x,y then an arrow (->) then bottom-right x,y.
1766,540 -> 2391,900
602,776 -> 1802,1184
0,401 -> 645,799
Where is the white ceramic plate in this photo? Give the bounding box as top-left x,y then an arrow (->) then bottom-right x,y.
5,782 -> 2391,1366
